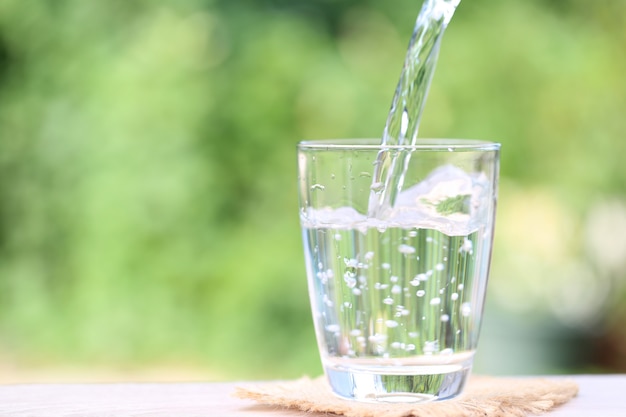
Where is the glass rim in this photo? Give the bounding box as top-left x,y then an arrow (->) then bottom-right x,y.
298,138 -> 500,151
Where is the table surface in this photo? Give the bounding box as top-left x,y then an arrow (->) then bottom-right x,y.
0,374 -> 622,416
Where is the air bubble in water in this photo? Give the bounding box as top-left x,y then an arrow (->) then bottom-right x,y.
323,294 -> 333,307
430,297 -> 441,305
344,258 -> 358,268
459,237 -> 473,254
398,244 -> 416,255
423,340 -> 439,354
370,182 -> 384,193
383,297 -> 394,305
385,320 -> 399,328
344,276 -> 357,288
416,290 -> 426,297
461,302 -> 472,317
368,334 -> 387,344
310,184 -> 325,191
325,324 -> 340,333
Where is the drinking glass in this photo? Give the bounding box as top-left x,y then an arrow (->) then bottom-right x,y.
297,139 -> 500,402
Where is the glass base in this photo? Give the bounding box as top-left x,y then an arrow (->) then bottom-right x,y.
325,364 -> 471,403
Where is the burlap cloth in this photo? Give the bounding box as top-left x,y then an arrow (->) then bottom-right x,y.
234,375 -> 578,417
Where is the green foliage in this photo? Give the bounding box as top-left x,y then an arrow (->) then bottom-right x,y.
433,195 -> 471,216
0,0 -> 624,378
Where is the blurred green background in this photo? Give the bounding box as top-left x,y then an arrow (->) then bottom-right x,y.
0,0 -> 624,381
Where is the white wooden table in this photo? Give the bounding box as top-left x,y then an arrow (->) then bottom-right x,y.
0,375 -> 622,416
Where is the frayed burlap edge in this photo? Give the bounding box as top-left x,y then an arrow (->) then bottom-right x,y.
234,375 -> 578,417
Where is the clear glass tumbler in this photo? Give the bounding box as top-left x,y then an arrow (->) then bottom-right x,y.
297,139 -> 500,403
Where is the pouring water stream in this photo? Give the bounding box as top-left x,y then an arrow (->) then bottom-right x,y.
368,0 -> 461,218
